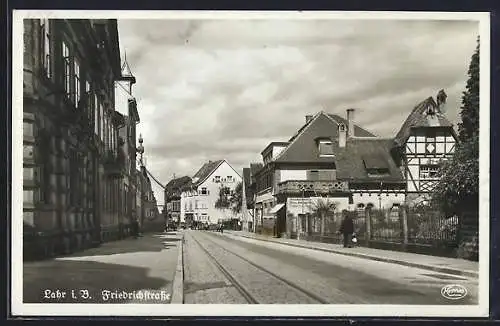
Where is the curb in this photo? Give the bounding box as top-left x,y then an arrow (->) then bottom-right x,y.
229,233 -> 479,279
171,232 -> 184,304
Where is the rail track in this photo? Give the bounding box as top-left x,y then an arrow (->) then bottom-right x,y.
189,231 -> 329,304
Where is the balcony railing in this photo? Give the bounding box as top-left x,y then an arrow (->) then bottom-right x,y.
277,180 -> 349,195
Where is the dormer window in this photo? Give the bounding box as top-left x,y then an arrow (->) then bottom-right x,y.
318,139 -> 334,157
363,155 -> 390,177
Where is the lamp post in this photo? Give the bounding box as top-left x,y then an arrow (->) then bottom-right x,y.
136,134 -> 145,230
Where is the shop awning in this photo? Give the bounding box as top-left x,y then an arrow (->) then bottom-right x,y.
269,203 -> 285,214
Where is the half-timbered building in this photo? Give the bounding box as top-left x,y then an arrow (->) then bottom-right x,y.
393,90 -> 457,205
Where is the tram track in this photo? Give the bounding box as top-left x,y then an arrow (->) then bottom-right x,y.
189,231 -> 329,304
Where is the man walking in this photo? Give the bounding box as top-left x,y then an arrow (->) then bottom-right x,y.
339,210 -> 354,248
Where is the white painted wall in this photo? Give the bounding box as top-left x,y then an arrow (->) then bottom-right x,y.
114,80 -> 133,116
351,192 -> 404,209
272,145 -> 287,159
180,160 -> 242,224
279,169 -> 307,182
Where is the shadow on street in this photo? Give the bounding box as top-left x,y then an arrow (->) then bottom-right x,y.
65,233 -> 180,257
23,260 -> 170,303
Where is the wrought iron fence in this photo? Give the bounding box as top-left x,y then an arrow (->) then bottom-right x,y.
298,205 -> 462,251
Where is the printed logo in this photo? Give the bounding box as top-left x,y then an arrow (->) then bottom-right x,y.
441,284 -> 468,300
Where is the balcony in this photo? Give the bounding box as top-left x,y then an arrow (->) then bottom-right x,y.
103,149 -> 126,179
277,180 -> 349,196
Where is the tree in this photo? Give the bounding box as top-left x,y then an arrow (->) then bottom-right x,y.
230,181 -> 243,214
214,185 -> 231,210
311,198 -> 337,236
432,39 -> 479,214
458,39 -> 480,142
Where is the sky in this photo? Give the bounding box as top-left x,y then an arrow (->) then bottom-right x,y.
116,18 -> 479,206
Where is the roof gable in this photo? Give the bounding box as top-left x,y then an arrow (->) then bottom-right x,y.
395,96 -> 455,146
327,114 -> 377,137
275,112 -> 341,163
165,176 -> 192,193
192,160 -> 224,185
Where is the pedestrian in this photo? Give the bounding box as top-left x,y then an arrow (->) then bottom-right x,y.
132,218 -> 140,238
338,210 -> 354,248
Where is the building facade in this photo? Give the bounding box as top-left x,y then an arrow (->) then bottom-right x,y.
252,90 -> 456,239
23,19 -> 127,258
180,160 -> 242,226
164,176 -> 192,226
113,57 -> 140,239
393,90 -> 457,205
135,166 -> 162,233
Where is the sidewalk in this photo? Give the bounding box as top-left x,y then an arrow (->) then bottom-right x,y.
225,231 -> 479,278
23,232 -> 183,303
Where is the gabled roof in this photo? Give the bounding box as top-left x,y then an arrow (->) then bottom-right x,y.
394,96 -> 454,146
335,138 -> 404,182
191,160 -> 224,185
276,111 -> 378,163
165,176 -> 192,194
327,114 -> 377,137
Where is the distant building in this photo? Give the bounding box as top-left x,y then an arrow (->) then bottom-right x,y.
241,163 -> 263,232
136,166 -> 163,233
164,176 -> 192,225
180,160 -> 242,226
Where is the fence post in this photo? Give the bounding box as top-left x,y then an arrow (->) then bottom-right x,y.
365,207 -> 371,246
400,205 -> 408,248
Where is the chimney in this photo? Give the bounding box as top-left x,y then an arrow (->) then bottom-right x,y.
305,115 -> 313,123
436,89 -> 447,114
338,123 -> 347,148
346,109 -> 355,138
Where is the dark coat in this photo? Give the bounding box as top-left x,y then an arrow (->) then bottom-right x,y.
339,216 -> 354,234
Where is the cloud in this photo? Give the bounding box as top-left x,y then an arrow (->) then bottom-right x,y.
117,18 -> 479,204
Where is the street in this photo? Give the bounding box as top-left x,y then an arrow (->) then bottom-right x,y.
23,232 -> 181,304
22,229 -> 478,305
183,230 -> 478,305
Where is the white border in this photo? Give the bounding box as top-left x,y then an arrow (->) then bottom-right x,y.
11,10 -> 490,318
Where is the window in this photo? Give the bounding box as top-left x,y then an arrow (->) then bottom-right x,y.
366,168 -> 390,177
100,103 -> 104,141
23,144 -> 34,160
227,176 -> 233,182
23,121 -> 34,137
339,124 -> 346,132
318,140 -> 334,157
420,165 -> 439,179
62,41 -> 71,100
23,167 -> 34,180
201,187 -> 208,195
74,58 -> 81,106
40,19 -> 51,78
23,190 -> 34,204
94,95 -> 99,135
